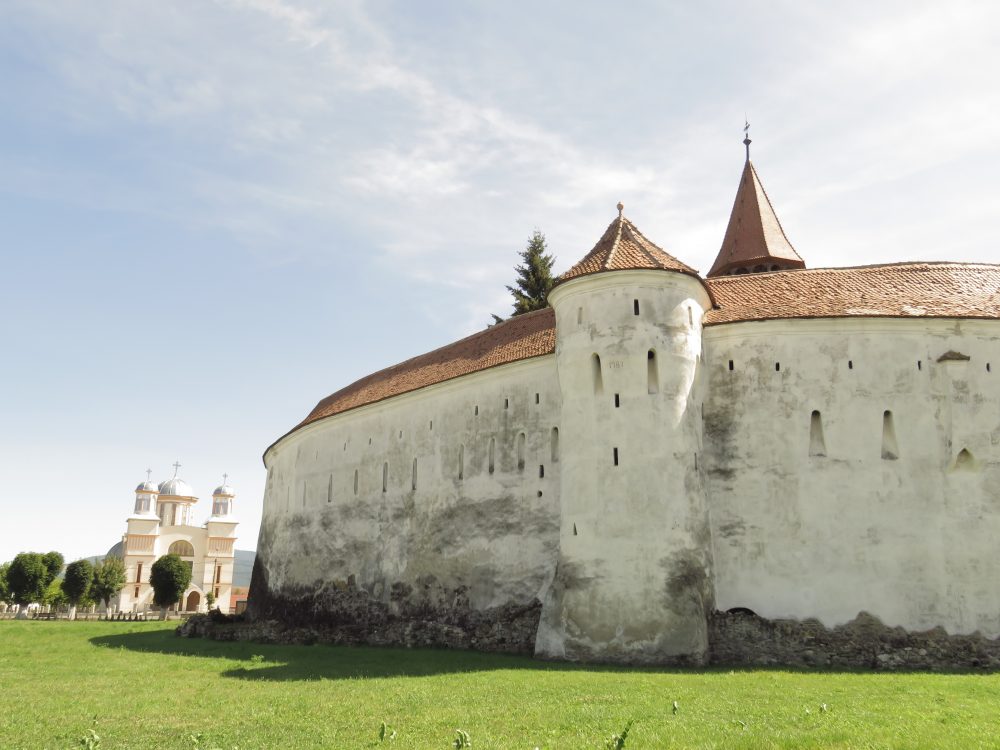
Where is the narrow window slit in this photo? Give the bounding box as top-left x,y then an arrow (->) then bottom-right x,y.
613,447 -> 619,466
809,410 -> 826,457
881,410 -> 899,460
382,462 -> 388,492
728,360 -> 734,371
848,360 -> 854,370
458,445 -> 464,480
592,353 -> 604,395
488,437 -> 496,474
411,458 -> 418,491
539,464 -> 544,478
353,469 -> 358,496
573,523 -> 578,536
775,362 -> 780,372
535,393 -> 540,404
647,349 -> 659,394
614,393 -> 620,408
551,427 -> 559,462
327,475 -> 333,504
633,299 -> 640,315
917,360 -> 922,371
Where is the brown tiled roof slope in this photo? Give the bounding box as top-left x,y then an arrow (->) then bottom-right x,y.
289,307 -> 556,433
273,262 -> 1000,450
559,211 -> 697,283
708,160 -> 805,277
705,262 -> 1000,324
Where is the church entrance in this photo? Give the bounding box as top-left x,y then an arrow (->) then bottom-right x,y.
185,591 -> 201,612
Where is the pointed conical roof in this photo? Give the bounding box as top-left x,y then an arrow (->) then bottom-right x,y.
708,159 -> 804,277
559,205 -> 697,284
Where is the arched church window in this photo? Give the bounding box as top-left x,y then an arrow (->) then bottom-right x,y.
168,540 -> 194,557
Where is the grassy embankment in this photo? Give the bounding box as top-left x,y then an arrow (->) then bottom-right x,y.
2,620 -> 1000,749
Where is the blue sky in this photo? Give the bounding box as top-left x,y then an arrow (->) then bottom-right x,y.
2,0 -> 998,562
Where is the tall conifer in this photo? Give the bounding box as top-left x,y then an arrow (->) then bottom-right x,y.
506,230 -> 555,316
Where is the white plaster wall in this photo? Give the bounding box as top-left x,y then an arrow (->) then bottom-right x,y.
704,317 -> 1000,636
260,356 -> 562,611
538,271 -> 714,663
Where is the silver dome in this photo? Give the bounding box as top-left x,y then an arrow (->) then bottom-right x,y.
213,483 -> 236,497
158,476 -> 197,499
135,480 -> 158,493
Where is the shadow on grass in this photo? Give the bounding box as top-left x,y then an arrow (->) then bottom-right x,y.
90,629 -> 984,682
89,628 -> 638,682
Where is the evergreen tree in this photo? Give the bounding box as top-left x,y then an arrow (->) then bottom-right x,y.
91,556 -> 126,614
497,230 -> 556,321
150,554 -> 192,619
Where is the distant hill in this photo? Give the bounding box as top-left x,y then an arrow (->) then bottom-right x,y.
88,545 -> 256,588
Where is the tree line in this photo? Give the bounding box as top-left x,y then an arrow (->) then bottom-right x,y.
0,551 -> 198,619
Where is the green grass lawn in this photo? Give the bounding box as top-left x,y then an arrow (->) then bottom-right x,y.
2,621 -> 1000,749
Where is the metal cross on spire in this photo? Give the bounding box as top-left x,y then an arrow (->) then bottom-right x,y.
743,118 -> 752,162
222,472 -> 229,485
145,468 -> 152,482
172,461 -> 182,476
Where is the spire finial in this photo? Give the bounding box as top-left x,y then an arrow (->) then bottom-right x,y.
616,201 -> 624,218
743,118 -> 751,162
172,461 -> 181,477
145,468 -> 152,482
222,472 -> 229,485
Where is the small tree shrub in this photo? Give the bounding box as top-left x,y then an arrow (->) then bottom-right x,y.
62,559 -> 94,618
150,554 -> 192,616
91,556 -> 126,613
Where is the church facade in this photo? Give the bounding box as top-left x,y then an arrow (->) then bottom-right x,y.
248,146 -> 1000,664
118,467 -> 239,614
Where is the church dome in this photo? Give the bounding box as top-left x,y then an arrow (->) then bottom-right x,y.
213,483 -> 236,497
135,480 -> 158,493
158,476 -> 196,499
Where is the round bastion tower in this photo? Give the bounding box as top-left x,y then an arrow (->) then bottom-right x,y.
536,204 -> 715,664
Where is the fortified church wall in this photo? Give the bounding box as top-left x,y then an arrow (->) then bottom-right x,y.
254,351 -> 563,648
234,146 -> 1000,667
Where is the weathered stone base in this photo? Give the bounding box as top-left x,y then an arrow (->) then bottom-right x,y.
709,610 -> 1000,670
178,595 -> 542,655
179,606 -> 1000,670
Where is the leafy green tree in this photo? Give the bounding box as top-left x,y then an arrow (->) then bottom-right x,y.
504,230 -> 556,317
41,551 -> 64,586
0,562 -> 10,605
61,559 -> 94,619
205,590 -> 216,610
7,553 -> 49,608
150,554 -> 192,618
42,578 -> 66,609
91,556 -> 127,614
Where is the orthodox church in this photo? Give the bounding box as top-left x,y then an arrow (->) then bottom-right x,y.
117,464 -> 239,614
246,137 -> 1000,665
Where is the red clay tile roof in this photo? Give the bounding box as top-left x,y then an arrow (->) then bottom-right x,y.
705,263 -> 1000,325
708,160 -> 805,277
269,308 -> 557,447
558,210 -> 697,283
